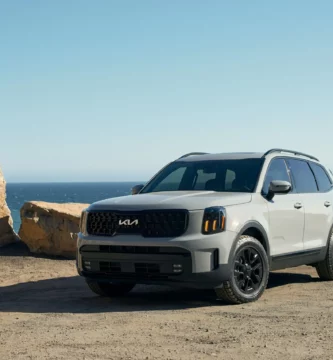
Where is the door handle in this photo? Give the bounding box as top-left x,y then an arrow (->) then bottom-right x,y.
294,202 -> 303,209
324,201 -> 331,207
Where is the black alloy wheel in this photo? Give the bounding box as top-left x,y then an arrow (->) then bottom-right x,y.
234,247 -> 263,294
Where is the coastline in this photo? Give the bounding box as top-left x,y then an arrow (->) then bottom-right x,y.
6,181 -> 139,232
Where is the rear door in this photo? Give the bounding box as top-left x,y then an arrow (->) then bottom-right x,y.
287,159 -> 333,250
263,158 -> 305,255
307,162 -> 333,249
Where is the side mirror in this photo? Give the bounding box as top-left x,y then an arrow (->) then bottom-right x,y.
267,180 -> 291,201
131,184 -> 144,195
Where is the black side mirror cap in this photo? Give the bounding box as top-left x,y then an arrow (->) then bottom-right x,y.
131,184 -> 144,195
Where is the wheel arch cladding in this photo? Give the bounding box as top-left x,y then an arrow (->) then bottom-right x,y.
326,223 -> 333,249
228,222 -> 270,263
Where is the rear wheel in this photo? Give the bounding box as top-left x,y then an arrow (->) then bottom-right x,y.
86,279 -> 135,297
215,236 -> 269,304
316,229 -> 333,280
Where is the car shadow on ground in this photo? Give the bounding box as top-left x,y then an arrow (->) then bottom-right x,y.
0,270 -> 320,314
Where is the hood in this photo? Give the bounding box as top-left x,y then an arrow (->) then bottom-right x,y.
88,191 -> 252,211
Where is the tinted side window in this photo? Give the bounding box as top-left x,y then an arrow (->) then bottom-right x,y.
309,163 -> 332,192
287,159 -> 317,193
262,159 -> 291,194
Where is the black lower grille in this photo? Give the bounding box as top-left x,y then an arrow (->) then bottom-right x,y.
100,245 -> 160,254
93,245 -> 190,256
98,261 -> 160,275
135,263 -> 160,274
86,210 -> 188,238
99,262 -> 121,273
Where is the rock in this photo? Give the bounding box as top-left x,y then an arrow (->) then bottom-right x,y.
0,167 -> 18,247
19,201 -> 89,258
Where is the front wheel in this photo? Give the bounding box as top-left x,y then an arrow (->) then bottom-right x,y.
215,235 -> 269,304
86,279 -> 136,297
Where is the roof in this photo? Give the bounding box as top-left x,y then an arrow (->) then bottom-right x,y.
175,152 -> 265,162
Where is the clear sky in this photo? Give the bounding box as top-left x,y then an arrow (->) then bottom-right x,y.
1,1 -> 332,182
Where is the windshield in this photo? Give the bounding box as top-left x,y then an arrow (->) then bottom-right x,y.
141,159 -> 264,193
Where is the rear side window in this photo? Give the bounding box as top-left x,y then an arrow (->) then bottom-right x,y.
287,159 -> 318,193
309,163 -> 332,192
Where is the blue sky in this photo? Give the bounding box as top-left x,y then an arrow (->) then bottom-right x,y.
1,1 -> 332,182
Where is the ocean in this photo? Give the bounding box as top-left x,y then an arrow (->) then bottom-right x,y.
6,182 -> 139,233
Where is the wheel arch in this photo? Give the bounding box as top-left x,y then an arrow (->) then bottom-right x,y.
228,221 -> 271,264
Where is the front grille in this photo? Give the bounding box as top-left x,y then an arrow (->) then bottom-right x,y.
86,210 -> 188,238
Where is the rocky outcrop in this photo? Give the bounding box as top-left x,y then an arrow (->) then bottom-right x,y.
19,201 -> 89,258
0,167 -> 18,247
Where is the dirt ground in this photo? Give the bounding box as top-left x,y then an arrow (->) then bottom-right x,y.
1,243 -> 333,360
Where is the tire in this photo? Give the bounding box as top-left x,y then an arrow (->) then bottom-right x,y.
215,235 -> 269,304
316,229 -> 333,280
86,279 -> 135,297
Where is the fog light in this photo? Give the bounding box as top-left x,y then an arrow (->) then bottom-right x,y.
173,264 -> 183,273
84,261 -> 91,270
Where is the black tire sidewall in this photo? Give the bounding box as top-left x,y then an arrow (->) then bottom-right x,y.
229,237 -> 269,302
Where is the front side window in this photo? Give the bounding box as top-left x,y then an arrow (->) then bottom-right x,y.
309,163 -> 332,192
262,158 -> 291,195
141,159 -> 264,193
287,159 -> 318,193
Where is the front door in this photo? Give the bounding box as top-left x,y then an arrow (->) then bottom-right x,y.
262,158 -> 305,256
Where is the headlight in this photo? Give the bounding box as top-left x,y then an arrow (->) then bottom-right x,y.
202,206 -> 226,235
79,210 -> 88,235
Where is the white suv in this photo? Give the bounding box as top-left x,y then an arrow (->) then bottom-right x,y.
77,149 -> 333,304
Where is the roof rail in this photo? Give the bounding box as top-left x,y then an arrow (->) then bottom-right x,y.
263,148 -> 319,161
178,152 -> 209,159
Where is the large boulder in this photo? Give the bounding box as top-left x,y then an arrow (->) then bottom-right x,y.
0,167 -> 18,247
19,201 -> 89,258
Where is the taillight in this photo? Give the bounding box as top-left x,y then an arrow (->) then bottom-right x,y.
202,207 -> 226,235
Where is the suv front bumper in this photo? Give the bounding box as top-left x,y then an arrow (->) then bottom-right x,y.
76,230 -> 237,289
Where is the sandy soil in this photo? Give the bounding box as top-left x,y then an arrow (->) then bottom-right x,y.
1,242 -> 333,360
